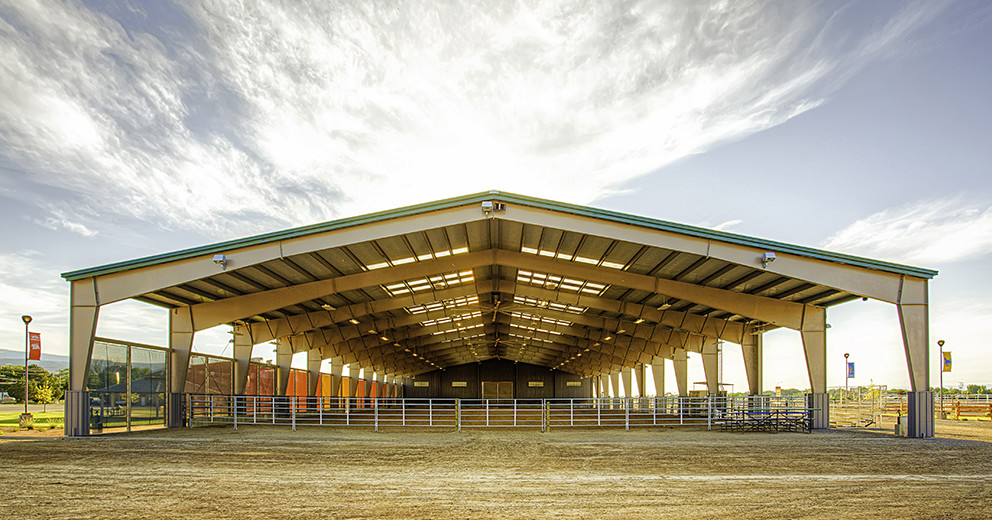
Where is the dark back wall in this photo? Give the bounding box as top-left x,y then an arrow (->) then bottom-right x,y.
403,359 -> 592,399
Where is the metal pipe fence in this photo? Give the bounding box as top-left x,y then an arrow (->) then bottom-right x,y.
186,395 -> 813,432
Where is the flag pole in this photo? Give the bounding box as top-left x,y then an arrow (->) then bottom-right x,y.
21,315 -> 32,415
938,339 -> 945,418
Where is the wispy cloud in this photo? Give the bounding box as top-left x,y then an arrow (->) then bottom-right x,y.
33,209 -> 97,237
0,1 -> 947,236
0,251 -> 67,353
822,198 -> 992,266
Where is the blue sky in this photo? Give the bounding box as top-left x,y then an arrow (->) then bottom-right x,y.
1,1 -> 989,392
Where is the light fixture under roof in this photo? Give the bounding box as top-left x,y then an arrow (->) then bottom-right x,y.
348,318 -> 360,325
633,318 -> 645,324
321,303 -> 336,311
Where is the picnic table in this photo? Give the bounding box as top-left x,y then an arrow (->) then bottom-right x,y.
720,407 -> 817,433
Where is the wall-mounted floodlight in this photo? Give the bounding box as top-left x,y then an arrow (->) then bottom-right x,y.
761,252 -> 776,268
481,200 -> 494,215
213,254 -> 228,270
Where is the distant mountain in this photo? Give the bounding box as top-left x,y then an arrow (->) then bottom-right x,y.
0,348 -> 68,372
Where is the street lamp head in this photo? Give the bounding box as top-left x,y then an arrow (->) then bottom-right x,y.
844,353 -> 849,359
937,340 -> 945,347
21,315 -> 32,325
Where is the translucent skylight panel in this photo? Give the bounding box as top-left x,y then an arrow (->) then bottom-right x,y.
509,333 -> 553,343
512,295 -> 586,314
383,270 -> 475,297
420,311 -> 482,327
507,311 -> 572,327
406,295 -> 479,314
431,323 -> 484,335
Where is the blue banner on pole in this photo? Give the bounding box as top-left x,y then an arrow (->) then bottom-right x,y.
847,362 -> 855,379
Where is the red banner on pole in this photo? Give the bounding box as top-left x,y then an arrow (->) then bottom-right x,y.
28,332 -> 41,360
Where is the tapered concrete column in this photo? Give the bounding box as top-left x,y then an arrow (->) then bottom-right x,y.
69,280 -> 100,393
347,365 -> 360,398
673,349 -> 688,396
307,349 -> 322,397
599,375 -> 610,397
742,330 -> 763,396
169,307 -> 195,395
634,364 -> 647,397
363,369 -> 373,398
233,324 -> 253,395
801,306 -> 828,428
67,280 -> 99,434
701,338 -> 720,396
898,276 -> 933,437
610,372 -> 620,398
621,367 -> 633,398
275,339 -> 292,396
330,360 -> 343,398
373,370 -> 383,398
652,358 -> 666,396
382,374 -> 392,398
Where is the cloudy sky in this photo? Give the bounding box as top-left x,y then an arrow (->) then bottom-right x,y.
1,0 -> 989,392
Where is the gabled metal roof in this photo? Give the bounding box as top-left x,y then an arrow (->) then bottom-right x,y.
62,191 -> 938,281
62,191 -> 937,378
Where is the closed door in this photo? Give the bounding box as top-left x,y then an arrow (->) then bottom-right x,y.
482,381 -> 513,399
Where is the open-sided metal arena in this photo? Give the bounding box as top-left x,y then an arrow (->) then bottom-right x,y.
61,192 -> 938,437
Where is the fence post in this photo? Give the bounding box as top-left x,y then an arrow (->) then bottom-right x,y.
374,397 -> 379,432
186,393 -> 192,428
625,398 -> 630,431
209,394 -> 214,422
291,396 -> 296,431
707,395 -> 712,431
233,395 -> 238,431
456,398 -> 461,432
541,400 -> 548,433
319,397 -> 323,426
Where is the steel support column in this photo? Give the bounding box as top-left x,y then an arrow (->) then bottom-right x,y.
232,324 -> 253,395
652,358 -> 665,397
742,330 -> 763,396
701,338 -> 720,396
673,349 -> 688,396
67,280 -> 99,435
307,349 -> 322,397
275,339 -> 292,396
347,365 -> 360,398
898,276 -> 933,437
801,306 -> 828,428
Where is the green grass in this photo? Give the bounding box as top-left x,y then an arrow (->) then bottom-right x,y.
0,411 -> 65,431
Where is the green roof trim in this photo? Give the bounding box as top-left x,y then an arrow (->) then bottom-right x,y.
62,190 -> 938,281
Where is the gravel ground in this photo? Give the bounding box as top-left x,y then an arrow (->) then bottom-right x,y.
1,420 -> 990,519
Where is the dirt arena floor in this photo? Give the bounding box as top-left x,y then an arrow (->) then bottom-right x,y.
2,419 -> 991,519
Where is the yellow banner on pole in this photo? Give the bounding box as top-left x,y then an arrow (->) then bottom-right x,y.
942,351 -> 952,372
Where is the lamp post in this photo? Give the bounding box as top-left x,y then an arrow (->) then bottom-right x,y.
844,352 -> 850,395
938,340 -> 945,418
21,315 -> 32,416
